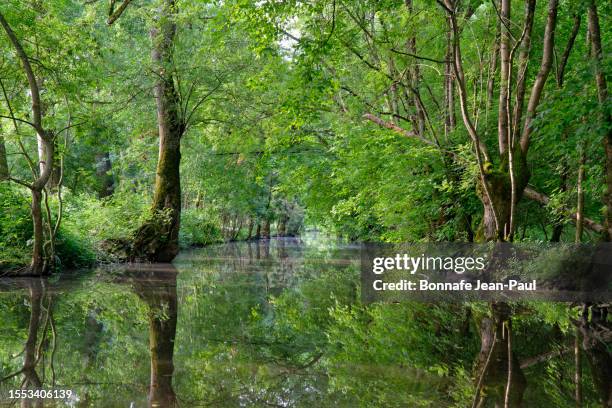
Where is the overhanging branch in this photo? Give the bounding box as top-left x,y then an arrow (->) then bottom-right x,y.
107,0 -> 132,25
524,187 -> 605,234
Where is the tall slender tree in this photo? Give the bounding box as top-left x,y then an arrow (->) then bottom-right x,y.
0,11 -> 56,274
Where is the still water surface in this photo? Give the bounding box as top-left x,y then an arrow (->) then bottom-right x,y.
0,236 -> 447,407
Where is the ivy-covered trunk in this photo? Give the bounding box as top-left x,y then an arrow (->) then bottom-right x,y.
131,0 -> 183,262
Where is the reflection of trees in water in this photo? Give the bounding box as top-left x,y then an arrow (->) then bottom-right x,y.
190,238 -> 308,295
2,239 -> 607,406
0,279 -> 55,408
129,265 -> 179,408
0,269 -> 180,408
78,304 -> 104,408
573,304 -> 612,406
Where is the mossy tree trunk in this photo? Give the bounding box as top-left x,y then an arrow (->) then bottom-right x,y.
131,0 -> 184,262
472,150 -> 529,407
477,145 -> 530,242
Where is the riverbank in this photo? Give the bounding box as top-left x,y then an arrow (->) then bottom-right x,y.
0,185 -> 306,275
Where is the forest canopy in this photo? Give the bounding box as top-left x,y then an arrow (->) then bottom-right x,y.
0,0 -> 610,407
0,0 -> 609,272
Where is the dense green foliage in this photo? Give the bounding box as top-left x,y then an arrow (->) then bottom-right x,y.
0,0 -> 610,260
0,0 -> 610,407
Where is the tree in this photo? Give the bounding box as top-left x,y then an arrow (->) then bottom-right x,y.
127,0 -> 184,262
0,11 -> 57,275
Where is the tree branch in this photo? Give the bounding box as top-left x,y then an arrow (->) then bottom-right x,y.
0,115 -> 37,130
523,187 -> 605,234
363,113 -> 437,147
107,0 -> 132,25
556,13 -> 581,88
519,0 -> 559,153
0,12 -> 44,136
389,48 -> 448,64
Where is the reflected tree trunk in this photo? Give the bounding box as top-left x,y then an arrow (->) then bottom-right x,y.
132,267 -> 179,408
474,303 -> 526,408
22,280 -> 44,408
0,279 -> 54,407
574,305 -> 612,407
260,239 -> 270,258
575,328 -> 583,407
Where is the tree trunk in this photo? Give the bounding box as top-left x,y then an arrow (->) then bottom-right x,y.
405,0 -> 426,137
587,0 -> 612,240
247,218 -> 254,240
134,270 -> 178,408
261,219 -> 271,239
576,153 -> 586,242
497,0 -> 511,155
0,11 -> 57,275
30,190 -> 46,275
131,0 -> 183,262
485,12 -> 500,131
22,280 -> 43,408
444,19 -> 456,138
474,303 -> 526,408
277,218 -> 287,237
477,148 -> 529,242
0,128 -> 9,180
95,152 -> 114,198
47,140 -> 62,193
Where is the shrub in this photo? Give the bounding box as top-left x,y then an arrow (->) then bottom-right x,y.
0,184 -> 31,269
179,208 -> 223,247
61,190 -> 149,261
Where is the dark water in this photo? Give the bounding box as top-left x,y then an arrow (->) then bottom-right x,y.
1,236 -> 445,407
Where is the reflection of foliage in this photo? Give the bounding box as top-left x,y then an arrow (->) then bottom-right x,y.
0,241 -> 607,406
